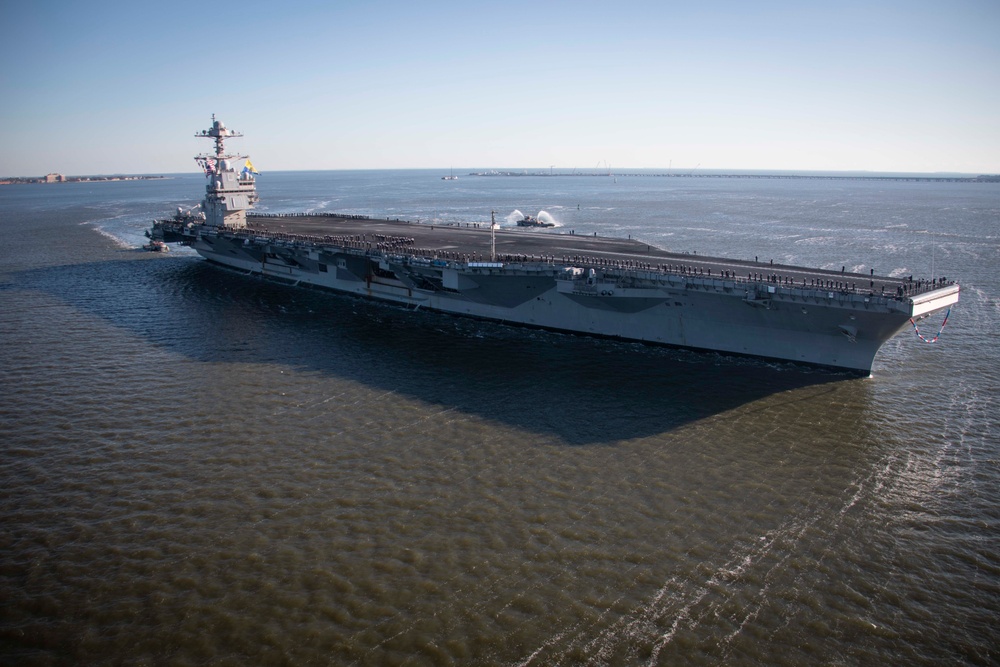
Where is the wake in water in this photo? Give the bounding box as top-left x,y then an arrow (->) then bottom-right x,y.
84,211 -> 197,254
82,219 -> 134,250
82,209 -> 164,249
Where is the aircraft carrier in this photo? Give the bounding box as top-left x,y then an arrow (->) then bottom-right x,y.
151,117 -> 960,374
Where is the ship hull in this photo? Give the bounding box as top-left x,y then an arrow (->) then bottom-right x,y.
189,233 -> 956,374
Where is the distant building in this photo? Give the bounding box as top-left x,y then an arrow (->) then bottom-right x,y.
44,173 -> 66,183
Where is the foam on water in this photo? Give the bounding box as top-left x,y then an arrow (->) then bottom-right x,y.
84,219 -> 135,249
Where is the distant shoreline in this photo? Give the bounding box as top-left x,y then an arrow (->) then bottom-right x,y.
469,171 -> 1000,183
3,170 -> 998,184
0,175 -> 168,185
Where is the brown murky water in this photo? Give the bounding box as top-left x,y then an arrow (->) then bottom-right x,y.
2,175 -> 997,665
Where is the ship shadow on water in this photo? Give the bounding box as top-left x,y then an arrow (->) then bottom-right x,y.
16,256 -> 850,445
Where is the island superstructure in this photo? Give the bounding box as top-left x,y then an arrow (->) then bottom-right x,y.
192,115 -> 259,227
151,118 -> 960,374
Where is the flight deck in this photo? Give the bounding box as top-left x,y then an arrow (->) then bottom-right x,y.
246,212 -> 942,300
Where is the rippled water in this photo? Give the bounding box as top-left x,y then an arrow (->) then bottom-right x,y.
1,173 -> 998,665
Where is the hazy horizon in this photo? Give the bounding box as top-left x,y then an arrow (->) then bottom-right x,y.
4,167 -> 997,180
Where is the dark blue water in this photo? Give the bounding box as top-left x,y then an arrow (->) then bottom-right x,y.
1,172 -> 998,665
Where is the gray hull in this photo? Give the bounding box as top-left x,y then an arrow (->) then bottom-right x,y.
188,231 -> 958,374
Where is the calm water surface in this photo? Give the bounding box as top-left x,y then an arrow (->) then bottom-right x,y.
1,172 -> 998,665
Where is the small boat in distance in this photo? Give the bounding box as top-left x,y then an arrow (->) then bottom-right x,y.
442,168 -> 458,181
517,214 -> 554,228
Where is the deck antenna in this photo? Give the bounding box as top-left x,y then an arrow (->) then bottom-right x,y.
490,210 -> 497,262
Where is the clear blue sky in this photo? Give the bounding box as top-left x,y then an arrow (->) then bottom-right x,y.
2,0 -> 998,175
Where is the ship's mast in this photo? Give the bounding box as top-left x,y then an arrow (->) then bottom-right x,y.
195,113 -> 248,162
491,210 -> 496,262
